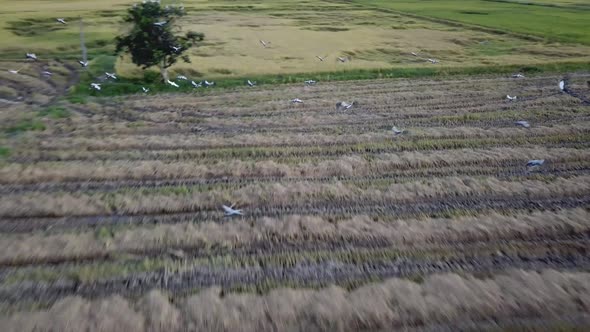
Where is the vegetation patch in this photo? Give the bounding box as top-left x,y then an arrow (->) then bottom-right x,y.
5,119 -> 46,135
38,106 -> 70,119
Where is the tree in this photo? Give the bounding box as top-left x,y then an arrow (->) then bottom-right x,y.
115,1 -> 204,82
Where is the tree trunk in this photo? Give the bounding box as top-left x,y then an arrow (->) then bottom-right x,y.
159,62 -> 169,82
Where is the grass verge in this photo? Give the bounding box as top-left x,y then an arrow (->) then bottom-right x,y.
69,60 -> 590,98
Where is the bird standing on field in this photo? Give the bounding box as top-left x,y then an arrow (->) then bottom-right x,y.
526,159 -> 544,167
515,121 -> 530,128
336,101 -> 355,111
559,79 -> 566,92
392,126 -> 404,135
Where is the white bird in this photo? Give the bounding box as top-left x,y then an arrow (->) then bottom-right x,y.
171,46 -> 181,52
8,69 -> 20,74
392,126 -> 404,135
506,95 -> 517,101
41,71 -> 52,76
177,75 -> 188,80
316,55 -> 327,62
247,80 -> 256,87
336,101 -> 355,111
411,52 -> 418,56
167,80 -> 179,88
526,159 -> 544,167
512,73 -> 525,78
559,79 -> 565,92
337,57 -> 348,63
304,80 -> 317,85
427,58 -> 438,64
142,87 -> 149,93
259,40 -> 270,48
222,204 -> 243,216
515,120 -> 530,128
90,83 -> 101,91
154,21 -> 167,27
79,60 -> 89,67
26,53 -> 37,61
57,18 -> 67,25
204,80 -> 215,87
105,72 -> 117,80
291,98 -> 304,104
191,80 -> 202,88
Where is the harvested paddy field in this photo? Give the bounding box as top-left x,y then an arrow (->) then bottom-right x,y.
0,63 -> 589,330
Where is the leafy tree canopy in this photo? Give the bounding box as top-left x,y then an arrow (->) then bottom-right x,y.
115,0 -> 204,81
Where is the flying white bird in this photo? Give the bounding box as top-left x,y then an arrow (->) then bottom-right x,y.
411,52 -> 418,56
204,80 -> 215,87
336,101 -> 355,111
291,98 -> 304,104
222,204 -> 243,216
79,60 -> 89,67
337,57 -> 348,63
90,83 -> 101,91
26,53 -> 37,61
41,71 -> 52,76
142,87 -> 149,93
167,80 -> 179,88
515,121 -> 530,128
57,18 -> 67,25
177,75 -> 188,80
191,80 -> 202,88
559,79 -> 565,92
259,40 -> 270,48
8,69 -> 20,74
526,159 -> 544,167
427,58 -> 438,64
506,95 -> 517,101
316,55 -> 327,62
171,46 -> 181,52
105,72 -> 117,80
512,73 -> 525,78
247,80 -> 256,87
392,126 -> 404,135
154,21 -> 167,27
304,80 -> 317,85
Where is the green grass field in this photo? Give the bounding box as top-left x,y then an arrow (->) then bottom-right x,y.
353,0 -> 590,45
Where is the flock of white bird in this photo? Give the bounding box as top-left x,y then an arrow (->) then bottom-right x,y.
6,10 -> 575,217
